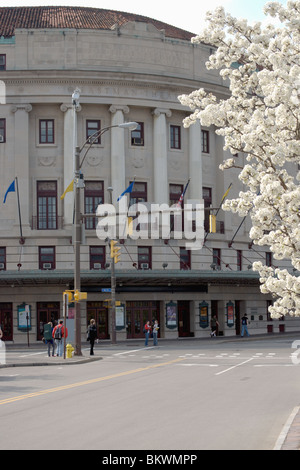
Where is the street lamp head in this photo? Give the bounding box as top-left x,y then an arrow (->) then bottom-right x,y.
118,122 -> 138,131
72,88 -> 81,108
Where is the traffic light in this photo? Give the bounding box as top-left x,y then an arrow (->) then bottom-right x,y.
63,290 -> 74,302
209,214 -> 217,233
74,290 -> 87,302
110,240 -> 121,264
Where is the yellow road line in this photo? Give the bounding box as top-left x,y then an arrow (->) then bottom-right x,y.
0,357 -> 184,406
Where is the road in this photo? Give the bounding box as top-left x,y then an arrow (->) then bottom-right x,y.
0,336 -> 300,451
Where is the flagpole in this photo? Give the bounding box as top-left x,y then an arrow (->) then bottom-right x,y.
15,177 -> 24,244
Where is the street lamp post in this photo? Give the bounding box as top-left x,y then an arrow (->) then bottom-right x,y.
71,89 -> 137,355
107,187 -> 116,344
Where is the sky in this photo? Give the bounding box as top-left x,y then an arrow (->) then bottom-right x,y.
3,0 -> 288,34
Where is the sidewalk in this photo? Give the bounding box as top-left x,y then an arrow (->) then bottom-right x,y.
0,342 -> 101,369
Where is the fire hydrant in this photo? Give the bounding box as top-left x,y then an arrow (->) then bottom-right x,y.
66,343 -> 74,359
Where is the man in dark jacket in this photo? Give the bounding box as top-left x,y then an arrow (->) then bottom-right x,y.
87,319 -> 97,355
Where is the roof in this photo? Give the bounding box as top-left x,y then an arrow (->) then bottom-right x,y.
0,6 -> 194,40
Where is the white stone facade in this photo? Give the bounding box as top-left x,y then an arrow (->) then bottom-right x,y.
0,16 -> 298,343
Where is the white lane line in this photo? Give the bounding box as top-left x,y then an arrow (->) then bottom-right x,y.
215,357 -> 254,376
274,406 -> 300,450
113,347 -> 155,356
19,352 -> 46,358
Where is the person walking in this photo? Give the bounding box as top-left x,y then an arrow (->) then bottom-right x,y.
52,320 -> 68,357
241,314 -> 250,337
153,320 -> 159,346
87,319 -> 97,356
210,315 -> 219,337
43,322 -> 55,357
144,320 -> 151,346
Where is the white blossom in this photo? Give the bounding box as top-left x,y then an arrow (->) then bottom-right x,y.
179,1 -> 300,318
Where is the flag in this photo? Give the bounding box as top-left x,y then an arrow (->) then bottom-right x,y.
221,183 -> 232,203
61,180 -> 74,200
177,179 -> 190,208
3,179 -> 15,204
117,181 -> 135,202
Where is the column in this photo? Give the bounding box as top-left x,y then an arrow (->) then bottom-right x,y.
152,108 -> 171,204
60,103 -> 79,226
11,104 -> 32,230
188,120 -> 202,200
109,105 -> 129,204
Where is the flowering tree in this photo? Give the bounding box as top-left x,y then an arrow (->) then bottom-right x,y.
179,1 -> 300,318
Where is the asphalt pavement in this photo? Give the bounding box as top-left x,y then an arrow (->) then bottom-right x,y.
1,333 -> 300,451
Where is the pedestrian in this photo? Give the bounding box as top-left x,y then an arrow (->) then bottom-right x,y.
153,320 -> 159,346
144,320 -> 151,346
43,322 -> 55,357
52,320 -> 68,357
241,314 -> 250,337
210,315 -> 219,337
87,319 -> 97,356
0,325 -> 4,365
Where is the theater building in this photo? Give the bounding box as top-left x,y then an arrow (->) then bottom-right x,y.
0,6 -> 298,343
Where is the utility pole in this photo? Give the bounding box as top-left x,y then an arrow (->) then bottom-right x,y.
72,88 -> 83,356
74,145 -> 83,356
107,187 -> 116,344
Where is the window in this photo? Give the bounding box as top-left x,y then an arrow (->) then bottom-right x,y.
266,252 -> 272,267
266,300 -> 273,322
131,122 -> 144,146
0,247 -> 6,270
39,246 -> 55,270
201,130 -> 209,153
180,247 -> 191,270
170,125 -> 181,149
169,184 -> 182,206
37,181 -> 57,230
0,55 -> 6,71
202,187 -> 212,233
169,184 -> 183,231
84,181 -> 104,230
138,246 -> 152,270
0,119 -> 5,143
212,248 -> 221,269
86,120 -> 101,144
129,182 -> 147,205
39,119 -> 54,144
90,246 -> 106,270
237,250 -> 242,271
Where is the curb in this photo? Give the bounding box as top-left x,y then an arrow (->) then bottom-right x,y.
0,356 -> 102,369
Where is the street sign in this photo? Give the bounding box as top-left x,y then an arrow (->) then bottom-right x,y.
101,288 -> 111,292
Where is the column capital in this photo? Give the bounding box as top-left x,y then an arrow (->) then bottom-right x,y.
11,104 -> 32,113
60,103 -> 81,113
152,108 -> 172,118
109,105 -> 130,115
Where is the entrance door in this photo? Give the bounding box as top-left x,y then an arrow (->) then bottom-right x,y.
37,302 -> 60,341
178,301 -> 191,337
126,301 -> 160,339
0,303 -> 13,341
87,302 -> 108,339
